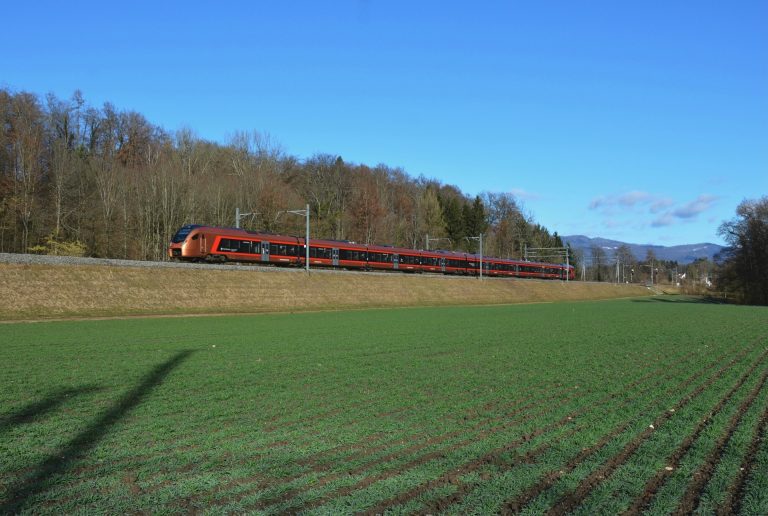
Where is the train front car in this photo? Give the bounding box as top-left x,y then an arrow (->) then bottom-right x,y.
168,224 -> 203,260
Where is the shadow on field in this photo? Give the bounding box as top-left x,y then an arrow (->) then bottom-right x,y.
630,296 -> 724,304
0,350 -> 194,513
0,386 -> 103,434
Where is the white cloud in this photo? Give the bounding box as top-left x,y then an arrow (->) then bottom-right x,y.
589,191 -> 720,233
650,198 -> 674,214
672,195 -> 718,219
589,196 -> 608,210
651,213 -> 674,227
510,188 -> 541,201
589,190 -> 661,211
617,190 -> 652,207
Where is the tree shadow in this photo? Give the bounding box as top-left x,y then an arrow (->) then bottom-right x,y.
630,296 -> 725,304
0,350 -> 195,513
0,386 -> 103,434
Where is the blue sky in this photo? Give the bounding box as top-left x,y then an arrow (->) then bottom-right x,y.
2,1 -> 766,246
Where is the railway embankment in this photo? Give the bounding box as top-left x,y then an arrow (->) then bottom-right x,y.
0,253 -> 653,321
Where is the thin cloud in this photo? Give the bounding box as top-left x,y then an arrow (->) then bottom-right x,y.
510,188 -> 541,201
589,196 -> 608,210
589,190 -> 656,211
650,198 -> 674,213
651,213 -> 674,227
590,191 -> 719,232
617,190 -> 652,207
672,194 -> 718,219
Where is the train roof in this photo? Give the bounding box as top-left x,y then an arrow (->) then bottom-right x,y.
367,243 -> 426,254
190,226 -> 300,241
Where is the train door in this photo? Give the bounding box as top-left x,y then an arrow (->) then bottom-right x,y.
440,257 -> 446,273
261,241 -> 270,262
393,254 -> 399,270
332,248 -> 339,267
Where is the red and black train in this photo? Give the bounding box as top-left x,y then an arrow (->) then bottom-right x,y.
168,224 -> 575,280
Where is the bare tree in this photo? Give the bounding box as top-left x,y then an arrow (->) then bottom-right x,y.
8,93 -> 45,250
718,197 -> 768,304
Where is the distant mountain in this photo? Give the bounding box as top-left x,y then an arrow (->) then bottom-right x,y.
562,235 -> 724,264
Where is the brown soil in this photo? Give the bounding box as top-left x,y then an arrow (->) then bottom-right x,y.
216,385 -> 578,510
498,346 -> 724,515
719,397 -> 768,516
0,262 -> 652,321
293,345 -> 702,513
625,349 -> 768,514
547,339 -> 765,516
367,346 -> 706,514
674,366 -> 768,515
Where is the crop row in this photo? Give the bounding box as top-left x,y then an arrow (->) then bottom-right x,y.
2,301 -> 767,513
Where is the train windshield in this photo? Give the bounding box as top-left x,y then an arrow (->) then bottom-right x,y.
171,225 -> 200,243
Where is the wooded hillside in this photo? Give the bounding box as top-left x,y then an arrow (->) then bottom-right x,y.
0,89 -> 568,262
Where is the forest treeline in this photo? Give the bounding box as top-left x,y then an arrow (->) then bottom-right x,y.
716,197 -> 768,305
0,88 -> 570,263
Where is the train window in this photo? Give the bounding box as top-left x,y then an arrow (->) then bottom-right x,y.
191,234 -> 199,240
371,252 -> 390,263
310,247 -> 330,259
171,225 -> 200,243
218,238 -> 237,252
238,240 -> 251,253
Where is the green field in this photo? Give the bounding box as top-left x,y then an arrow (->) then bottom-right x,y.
1,297 -> 767,514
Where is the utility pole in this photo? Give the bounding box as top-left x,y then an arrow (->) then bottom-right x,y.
279,204 -> 310,272
466,235 -> 483,280
235,207 -> 254,229
426,235 -> 452,251
523,246 -> 570,282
